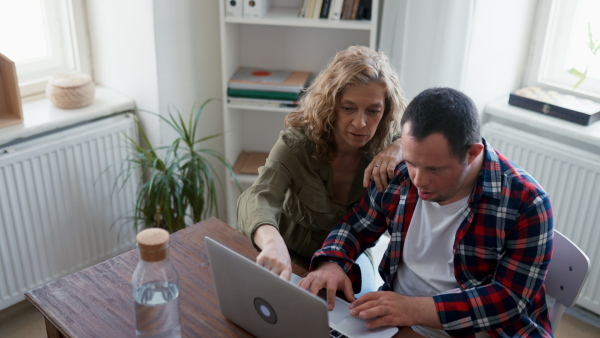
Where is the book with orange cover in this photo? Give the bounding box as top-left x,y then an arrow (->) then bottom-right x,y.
228,67 -> 312,92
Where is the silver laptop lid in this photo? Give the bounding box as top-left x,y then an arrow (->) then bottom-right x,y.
205,236 -> 331,338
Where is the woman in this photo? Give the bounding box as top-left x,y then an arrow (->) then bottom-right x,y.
237,46 -> 407,295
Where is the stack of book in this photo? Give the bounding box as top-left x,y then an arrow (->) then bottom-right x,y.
227,67 -> 313,108
298,0 -> 372,20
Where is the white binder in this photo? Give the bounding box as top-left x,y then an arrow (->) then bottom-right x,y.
225,0 -> 243,17
329,0 -> 343,20
243,0 -> 273,18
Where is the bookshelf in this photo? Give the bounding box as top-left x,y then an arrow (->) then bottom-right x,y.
219,0 -> 381,227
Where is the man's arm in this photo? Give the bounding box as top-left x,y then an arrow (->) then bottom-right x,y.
298,262 -> 356,310
300,263 -> 443,329
309,181 -> 391,292
347,194 -> 553,334
433,194 -> 554,336
303,172 -> 401,305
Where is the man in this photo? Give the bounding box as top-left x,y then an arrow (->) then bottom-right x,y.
299,87 -> 554,337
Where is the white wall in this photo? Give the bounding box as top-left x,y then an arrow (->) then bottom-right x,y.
86,0 -> 162,146
153,0 -> 227,219
379,0 -> 474,100
380,0 -> 538,113
463,0 -> 537,111
85,0 -> 541,223
153,0 -> 222,144
86,0 -> 227,222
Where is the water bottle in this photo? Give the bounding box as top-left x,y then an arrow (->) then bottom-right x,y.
132,228 -> 181,337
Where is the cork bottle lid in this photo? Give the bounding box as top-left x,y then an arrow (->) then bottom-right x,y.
136,228 -> 170,262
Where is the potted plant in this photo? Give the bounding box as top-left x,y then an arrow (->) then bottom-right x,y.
116,99 -> 238,233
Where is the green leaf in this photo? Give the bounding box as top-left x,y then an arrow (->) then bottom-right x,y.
567,68 -> 586,77
587,22 -> 599,55
568,67 -> 588,90
105,101 -> 238,234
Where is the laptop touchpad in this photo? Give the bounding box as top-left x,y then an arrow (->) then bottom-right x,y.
329,297 -> 353,324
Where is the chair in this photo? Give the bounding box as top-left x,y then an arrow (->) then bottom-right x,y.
545,229 -> 591,331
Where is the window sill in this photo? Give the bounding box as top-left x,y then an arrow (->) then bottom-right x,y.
0,86 -> 135,147
483,97 -> 600,154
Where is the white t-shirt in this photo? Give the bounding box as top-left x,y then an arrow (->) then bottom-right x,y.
394,195 -> 489,337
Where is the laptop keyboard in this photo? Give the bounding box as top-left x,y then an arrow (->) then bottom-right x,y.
329,327 -> 349,338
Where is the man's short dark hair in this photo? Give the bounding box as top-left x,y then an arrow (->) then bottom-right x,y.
400,87 -> 481,160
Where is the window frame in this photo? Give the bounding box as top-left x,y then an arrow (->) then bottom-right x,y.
7,0 -> 92,98
524,0 -> 600,101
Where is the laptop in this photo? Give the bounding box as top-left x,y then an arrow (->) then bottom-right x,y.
205,237 -> 398,338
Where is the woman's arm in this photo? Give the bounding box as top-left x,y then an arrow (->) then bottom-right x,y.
253,224 -> 292,280
237,131 -> 303,280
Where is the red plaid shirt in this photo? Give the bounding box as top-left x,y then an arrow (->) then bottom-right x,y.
311,139 -> 554,337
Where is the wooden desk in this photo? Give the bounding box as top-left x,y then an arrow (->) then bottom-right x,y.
25,217 -> 419,337
25,217 -> 306,337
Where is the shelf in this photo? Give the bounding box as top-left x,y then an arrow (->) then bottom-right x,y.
226,103 -> 295,113
220,0 -> 380,226
225,7 -> 372,30
0,86 -> 135,147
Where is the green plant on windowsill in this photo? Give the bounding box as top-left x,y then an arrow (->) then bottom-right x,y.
568,22 -> 599,89
116,99 -> 239,234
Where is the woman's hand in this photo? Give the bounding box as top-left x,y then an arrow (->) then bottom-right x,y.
363,138 -> 403,192
253,224 -> 293,280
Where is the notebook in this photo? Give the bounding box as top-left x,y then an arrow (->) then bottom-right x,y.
205,237 -> 398,338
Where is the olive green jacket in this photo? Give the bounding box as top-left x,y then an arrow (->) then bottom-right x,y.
237,129 -> 370,268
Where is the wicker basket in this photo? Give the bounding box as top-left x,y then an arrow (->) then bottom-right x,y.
46,73 -> 95,109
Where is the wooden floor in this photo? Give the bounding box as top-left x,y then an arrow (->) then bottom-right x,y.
1,299 -> 599,337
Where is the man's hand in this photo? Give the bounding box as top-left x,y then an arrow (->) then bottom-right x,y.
363,138 -> 403,192
253,225 -> 292,280
349,292 -> 441,330
297,262 -> 355,310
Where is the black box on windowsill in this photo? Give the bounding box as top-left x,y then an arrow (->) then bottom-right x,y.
508,86 -> 600,126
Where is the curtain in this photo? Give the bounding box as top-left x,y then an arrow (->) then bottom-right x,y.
379,0 -> 476,100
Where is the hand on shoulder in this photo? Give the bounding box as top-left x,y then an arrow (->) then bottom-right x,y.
363,138 -> 403,191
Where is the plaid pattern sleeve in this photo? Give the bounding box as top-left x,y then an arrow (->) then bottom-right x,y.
310,140 -> 553,337
309,176 -> 395,293
433,149 -> 554,337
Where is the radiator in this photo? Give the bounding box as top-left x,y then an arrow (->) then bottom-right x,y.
0,113 -> 140,311
483,122 -> 600,315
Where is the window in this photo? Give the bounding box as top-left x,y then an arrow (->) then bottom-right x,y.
0,0 -> 90,97
525,0 -> 600,100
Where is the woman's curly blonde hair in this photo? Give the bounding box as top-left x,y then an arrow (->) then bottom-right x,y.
284,45 -> 407,161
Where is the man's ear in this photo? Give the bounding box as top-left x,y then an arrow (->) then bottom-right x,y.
466,143 -> 484,165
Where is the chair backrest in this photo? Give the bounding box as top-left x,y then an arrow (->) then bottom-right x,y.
545,229 -> 591,331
